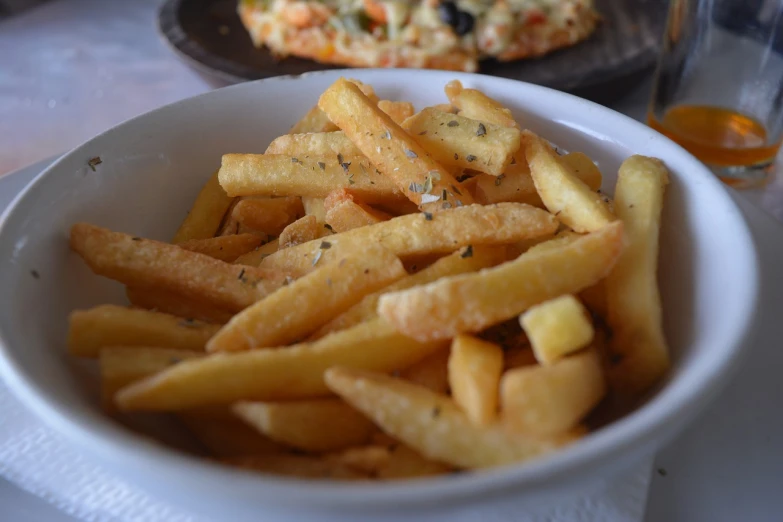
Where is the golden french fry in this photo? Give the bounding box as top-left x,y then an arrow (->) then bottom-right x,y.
125,286 -> 235,324
260,203 -> 557,276
233,239 -> 280,266
207,247 -> 405,351
402,108 -> 521,176
523,131 -> 615,233
228,197 -> 304,236
431,103 -> 456,114
233,399 -> 375,452
219,154 -> 406,205
178,234 -> 264,262
279,215 -> 324,248
100,346 -> 203,409
445,80 -> 518,128
68,305 -> 219,357
302,196 -> 327,224
178,406 -> 284,457
116,318 -> 447,410
378,221 -> 625,341
560,152 -> 603,192
448,335 -> 503,425
289,106 -> 339,134
520,295 -> 595,365
266,132 -> 361,156
579,280 -> 607,319
400,347 -> 450,393
172,170 -> 234,243
318,78 -> 472,210
329,444 -> 452,479
473,162 -> 542,206
225,454 -> 367,479
329,445 -> 391,474
70,224 -> 287,312
605,155 -> 670,397
313,245 -> 508,337
501,349 -> 606,436
324,188 -> 393,232
378,100 -> 415,125
325,367 -> 574,469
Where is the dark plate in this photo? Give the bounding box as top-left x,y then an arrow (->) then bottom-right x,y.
159,0 -> 667,99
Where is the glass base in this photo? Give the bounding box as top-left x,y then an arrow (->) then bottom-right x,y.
710,161 -> 774,190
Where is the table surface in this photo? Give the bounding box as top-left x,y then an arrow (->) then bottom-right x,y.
2,1 -> 783,521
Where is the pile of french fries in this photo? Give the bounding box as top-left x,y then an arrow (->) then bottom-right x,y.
67,78 -> 671,480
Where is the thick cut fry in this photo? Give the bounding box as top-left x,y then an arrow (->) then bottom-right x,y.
448,335 -> 503,425
266,132 -> 361,156
225,454 -> 366,479
324,189 -> 393,232
279,215 -> 323,248
100,346 -> 203,409
318,78 -> 472,209
178,406 -> 284,457
172,170 -> 234,243
474,162 -> 541,206
289,106 -> 339,134
403,108 -> 521,176
378,100 -> 415,125
302,196 -> 327,224
125,286 -> 235,324
605,155 -> 670,397
400,347 -> 451,393
233,399 -> 375,452
445,80 -> 518,128
208,247 -> 405,351
70,224 -> 287,313
520,295 -> 595,365
178,234 -> 264,262
116,318 -> 447,410
260,203 -> 557,275
523,131 -> 614,232
332,445 -> 452,479
69,305 -> 219,357
233,239 -> 280,266
501,349 -> 606,436
325,367 -> 573,469
560,152 -> 603,192
313,245 -> 508,337
580,280 -> 607,319
228,197 -> 304,236
219,154 -> 405,204
378,221 -> 625,341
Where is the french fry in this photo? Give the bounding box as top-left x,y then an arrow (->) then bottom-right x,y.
68,305 -> 219,357
178,234 -> 264,262
225,454 -> 367,479
329,445 -> 392,474
580,280 -> 607,319
260,203 -> 557,275
376,445 -> 453,479
448,335 -> 503,425
313,245 -> 508,337
302,196 -> 327,224
70,224 -> 287,312
325,367 -> 574,469
523,131 -> 615,232
266,132 -> 361,156
172,170 -> 234,243
178,406 -> 284,457
116,318 -> 447,410
399,347 -> 451,393
605,155 -> 670,397
402,108 -> 521,176
279,215 -> 324,248
219,154 -> 406,205
378,100 -> 415,125
233,399 -> 376,452
473,161 -> 542,206
125,286 -> 235,324
318,78 -> 472,209
100,346 -> 203,409
378,221 -> 625,341
207,247 -> 406,351
445,80 -> 518,128
501,349 -> 606,436
324,189 -> 393,232
233,239 -> 280,266
289,106 -> 340,134
228,197 -> 304,236
560,152 -> 603,192
520,295 -> 595,365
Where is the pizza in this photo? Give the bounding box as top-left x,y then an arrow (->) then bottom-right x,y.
238,0 -> 600,72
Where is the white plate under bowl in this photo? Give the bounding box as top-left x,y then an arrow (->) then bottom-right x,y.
0,70 -> 759,521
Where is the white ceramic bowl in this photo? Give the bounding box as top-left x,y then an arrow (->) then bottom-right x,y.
0,70 -> 759,521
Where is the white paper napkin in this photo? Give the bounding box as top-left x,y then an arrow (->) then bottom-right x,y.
0,381 -> 652,522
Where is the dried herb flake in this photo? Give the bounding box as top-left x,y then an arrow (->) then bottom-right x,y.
461,245 -> 473,258
404,148 -> 418,159
318,161 -> 326,170
312,250 -> 323,266
423,212 -> 433,221
87,157 -> 102,171
495,174 -> 506,187
476,123 -> 486,137
447,120 -> 459,127
466,154 -> 477,162
320,241 -> 332,249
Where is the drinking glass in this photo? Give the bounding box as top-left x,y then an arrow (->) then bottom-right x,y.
648,0 -> 783,188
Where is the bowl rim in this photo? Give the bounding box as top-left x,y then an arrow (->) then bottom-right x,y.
0,69 -> 760,510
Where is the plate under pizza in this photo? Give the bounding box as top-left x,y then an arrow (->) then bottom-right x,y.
159,0 -> 667,94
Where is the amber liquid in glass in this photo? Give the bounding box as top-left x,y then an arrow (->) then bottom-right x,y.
648,105 -> 780,169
